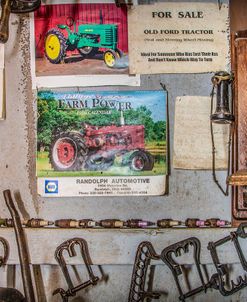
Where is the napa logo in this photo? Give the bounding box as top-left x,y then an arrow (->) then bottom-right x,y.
45,180 -> 58,194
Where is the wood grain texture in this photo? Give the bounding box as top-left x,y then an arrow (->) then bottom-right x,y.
0,227 -> 241,265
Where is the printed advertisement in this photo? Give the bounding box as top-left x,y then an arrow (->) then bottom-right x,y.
128,2 -> 229,74
31,1 -> 140,88
37,90 -> 167,196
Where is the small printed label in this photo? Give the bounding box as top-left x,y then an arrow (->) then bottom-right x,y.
45,180 -> 58,194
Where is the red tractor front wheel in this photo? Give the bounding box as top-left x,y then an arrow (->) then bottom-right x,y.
49,132 -> 88,171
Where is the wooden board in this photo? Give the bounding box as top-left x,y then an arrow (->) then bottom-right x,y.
0,227 -> 241,265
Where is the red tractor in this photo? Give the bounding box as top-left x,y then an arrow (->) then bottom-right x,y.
49,123 -> 154,171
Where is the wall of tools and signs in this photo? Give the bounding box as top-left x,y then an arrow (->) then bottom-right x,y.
1,0 -> 247,301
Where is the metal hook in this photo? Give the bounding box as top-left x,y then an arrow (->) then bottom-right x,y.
53,237 -> 99,302
217,0 -> 223,10
128,241 -> 161,302
208,223 -> 247,296
115,0 -> 133,8
160,83 -> 167,92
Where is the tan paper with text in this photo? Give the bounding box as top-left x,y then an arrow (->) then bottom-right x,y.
0,68 -> 5,120
0,44 -> 5,120
128,2 -> 229,74
173,96 -> 228,170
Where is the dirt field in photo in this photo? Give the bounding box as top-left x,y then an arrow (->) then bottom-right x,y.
36,53 -> 129,77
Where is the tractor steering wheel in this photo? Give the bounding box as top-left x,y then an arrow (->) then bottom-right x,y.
66,17 -> 75,28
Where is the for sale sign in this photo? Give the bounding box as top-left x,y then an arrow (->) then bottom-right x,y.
37,90 -> 167,196
128,2 -> 229,74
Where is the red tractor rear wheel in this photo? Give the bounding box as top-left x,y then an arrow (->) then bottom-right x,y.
129,150 -> 154,171
49,132 -> 88,171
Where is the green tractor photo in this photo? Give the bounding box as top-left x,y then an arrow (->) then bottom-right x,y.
44,16 -> 123,68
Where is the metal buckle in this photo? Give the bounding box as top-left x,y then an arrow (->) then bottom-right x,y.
208,223 -> 247,296
161,237 -> 217,301
128,241 -> 161,302
53,237 -> 99,302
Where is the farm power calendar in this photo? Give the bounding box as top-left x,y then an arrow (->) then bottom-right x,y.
37,90 -> 167,197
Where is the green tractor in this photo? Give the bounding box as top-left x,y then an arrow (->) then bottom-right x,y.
44,17 -> 123,68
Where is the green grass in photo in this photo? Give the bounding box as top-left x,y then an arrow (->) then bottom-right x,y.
37,141 -> 167,177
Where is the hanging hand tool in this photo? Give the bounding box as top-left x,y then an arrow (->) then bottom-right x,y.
161,237 -> 218,301
53,237 -> 99,302
0,0 -> 41,43
3,190 -> 36,302
208,222 -> 247,296
0,236 -> 26,302
128,241 -> 161,302
210,71 -> 234,196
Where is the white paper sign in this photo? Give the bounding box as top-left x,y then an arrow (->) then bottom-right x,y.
0,45 -> 5,120
128,2 -> 229,74
173,96 -> 229,170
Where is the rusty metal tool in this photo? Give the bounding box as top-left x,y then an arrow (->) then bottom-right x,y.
210,71 -> 234,196
53,237 -> 99,302
0,0 -> 41,43
3,190 -> 36,302
0,218 -> 15,227
25,218 -> 53,228
160,237 -> 218,301
205,218 -> 231,228
55,219 -> 80,228
0,236 -> 26,301
98,219 -> 125,228
128,241 -> 161,302
185,218 -> 209,228
208,222 -> 247,296
55,219 -> 96,228
79,219 -> 96,228
125,219 -> 155,228
157,219 -> 184,228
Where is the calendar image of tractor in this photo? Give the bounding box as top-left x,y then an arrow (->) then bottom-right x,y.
36,90 -> 167,177
49,123 -> 154,172
34,3 -> 128,76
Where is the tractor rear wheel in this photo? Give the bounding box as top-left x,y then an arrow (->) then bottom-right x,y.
49,132 -> 88,171
78,47 -> 99,57
85,153 -> 115,171
44,29 -> 67,64
103,49 -> 121,68
129,150 -> 154,171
